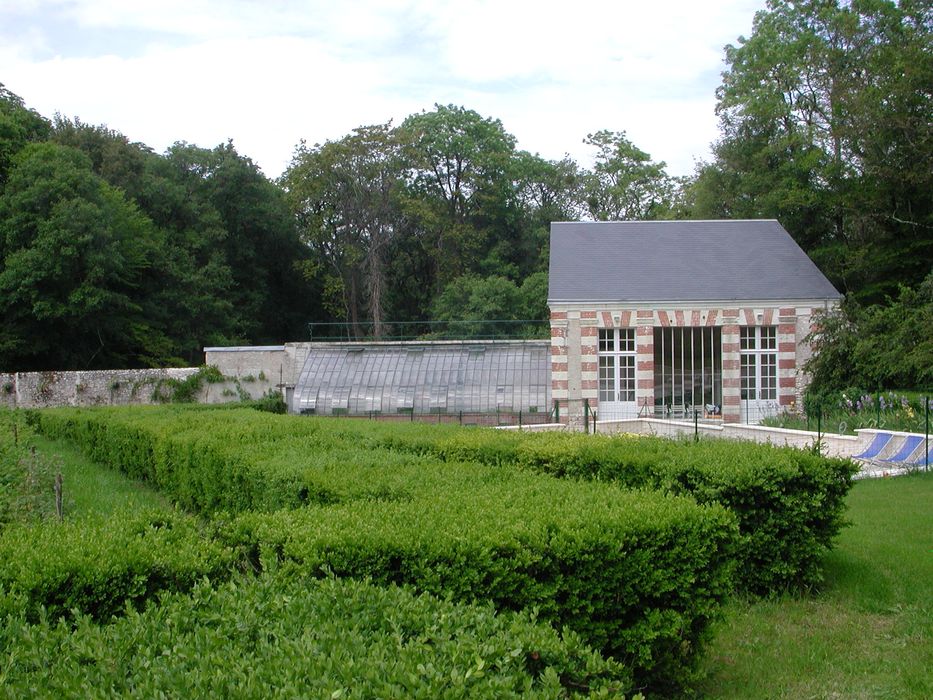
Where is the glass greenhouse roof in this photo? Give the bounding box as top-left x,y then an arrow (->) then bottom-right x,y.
292,340 -> 550,416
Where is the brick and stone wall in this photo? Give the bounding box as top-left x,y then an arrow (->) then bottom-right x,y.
550,303 -> 833,425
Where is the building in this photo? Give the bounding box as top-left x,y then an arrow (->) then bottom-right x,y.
547,220 -> 841,425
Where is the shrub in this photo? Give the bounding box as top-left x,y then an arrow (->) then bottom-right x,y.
355,424 -> 858,592
217,480 -> 738,693
0,575 -> 633,698
0,508 -> 234,622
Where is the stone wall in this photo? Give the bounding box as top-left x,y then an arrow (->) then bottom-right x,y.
0,365 -> 284,410
0,368 -> 201,409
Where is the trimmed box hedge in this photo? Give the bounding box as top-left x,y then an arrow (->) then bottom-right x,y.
217,479 -> 737,693
0,508 -> 234,622
352,423 -> 858,592
0,575 -> 632,699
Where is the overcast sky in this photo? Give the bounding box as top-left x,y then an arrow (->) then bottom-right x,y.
1,0 -> 763,179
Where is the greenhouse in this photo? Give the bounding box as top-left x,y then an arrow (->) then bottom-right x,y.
291,340 -> 551,420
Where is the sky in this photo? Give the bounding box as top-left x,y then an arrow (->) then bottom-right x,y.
1,0 -> 764,179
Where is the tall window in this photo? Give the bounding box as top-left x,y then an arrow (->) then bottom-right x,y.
740,327 -> 777,400
598,328 -> 636,403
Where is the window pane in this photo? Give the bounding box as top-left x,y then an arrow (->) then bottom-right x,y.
599,328 -> 614,352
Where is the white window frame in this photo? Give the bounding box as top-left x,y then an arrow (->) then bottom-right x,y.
740,326 -> 777,402
598,328 -> 636,405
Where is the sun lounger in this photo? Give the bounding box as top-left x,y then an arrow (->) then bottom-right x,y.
879,435 -> 924,464
852,432 -> 893,460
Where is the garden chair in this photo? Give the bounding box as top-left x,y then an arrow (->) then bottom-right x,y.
910,444 -> 933,469
878,435 -> 924,464
851,432 -> 893,460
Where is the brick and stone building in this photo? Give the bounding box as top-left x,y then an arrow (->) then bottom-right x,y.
548,220 -> 841,425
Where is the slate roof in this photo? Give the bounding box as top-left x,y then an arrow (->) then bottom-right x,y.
548,220 -> 841,303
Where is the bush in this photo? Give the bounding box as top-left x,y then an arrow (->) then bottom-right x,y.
354,425 -> 858,592
0,508 -> 234,622
217,480 -> 738,693
0,575 -> 633,698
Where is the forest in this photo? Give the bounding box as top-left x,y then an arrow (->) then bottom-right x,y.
0,0 -> 930,392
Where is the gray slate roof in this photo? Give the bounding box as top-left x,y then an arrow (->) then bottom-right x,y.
548,220 -> 841,303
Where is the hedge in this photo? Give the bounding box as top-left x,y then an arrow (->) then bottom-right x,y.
0,508 -> 234,622
0,575 -> 633,699
33,407 -> 448,513
217,479 -> 738,694
352,423 -> 858,592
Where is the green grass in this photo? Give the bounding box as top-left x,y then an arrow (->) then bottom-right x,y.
698,471 -> 933,698
32,435 -> 172,519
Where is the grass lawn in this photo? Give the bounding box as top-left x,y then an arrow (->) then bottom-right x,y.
699,470 -> 933,699
32,435 -> 172,519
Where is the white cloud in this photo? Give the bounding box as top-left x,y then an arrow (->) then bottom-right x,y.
1,0 -> 762,177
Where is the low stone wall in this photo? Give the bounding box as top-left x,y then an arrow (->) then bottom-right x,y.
0,368 -> 200,409
0,368 -> 280,410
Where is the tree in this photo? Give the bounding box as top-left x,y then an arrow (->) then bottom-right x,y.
399,105 -> 519,291
581,130 -> 676,221
282,123 -> 405,338
0,84 -> 51,189
696,0 -> 933,301
0,143 -> 164,370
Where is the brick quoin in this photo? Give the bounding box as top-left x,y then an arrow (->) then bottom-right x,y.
636,310 -> 654,320
779,377 -> 796,388
723,395 -> 741,406
721,342 -> 740,353
636,325 -> 653,336
550,345 -> 567,356
581,326 -> 598,337
550,311 -> 568,320
581,345 -> 597,355
778,359 -> 796,369
637,360 -> 654,371
721,323 -> 740,334
553,380 -> 569,390
778,342 -> 796,353
580,362 -> 597,372
551,362 -> 568,373
550,327 -> 565,338
722,309 -> 739,318
722,378 -> 741,389
778,323 -> 795,335
721,359 -> 740,371
581,380 -> 598,390
780,395 -> 795,406
779,307 -> 794,316
637,379 -> 654,390
581,311 -> 597,319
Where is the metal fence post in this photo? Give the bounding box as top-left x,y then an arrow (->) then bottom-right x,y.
694,409 -> 699,442
554,400 -> 559,424
583,399 -> 590,434
925,395 -> 929,471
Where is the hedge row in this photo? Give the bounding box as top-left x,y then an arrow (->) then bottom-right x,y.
0,575 -> 632,699
30,407 -> 738,693
0,508 -> 234,622
355,423 -> 859,592
217,480 -> 737,693
33,407 -> 450,513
